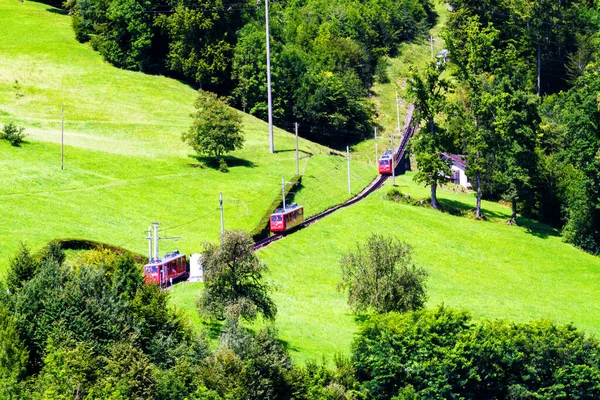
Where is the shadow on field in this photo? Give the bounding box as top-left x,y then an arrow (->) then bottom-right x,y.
274,149 -> 314,157
520,218 -> 560,239
278,338 -> 300,354
437,198 -> 507,221
201,320 -> 223,340
190,155 -> 256,170
46,7 -> 68,15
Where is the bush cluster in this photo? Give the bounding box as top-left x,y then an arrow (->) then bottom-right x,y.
1,121 -> 26,146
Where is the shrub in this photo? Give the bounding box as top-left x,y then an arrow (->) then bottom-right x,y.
1,122 -> 26,146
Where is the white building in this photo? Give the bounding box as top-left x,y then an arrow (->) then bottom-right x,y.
441,153 -> 471,189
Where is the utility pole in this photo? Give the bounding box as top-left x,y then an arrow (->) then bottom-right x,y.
265,0 -> 274,153
395,91 -> 402,137
374,127 -> 378,162
219,192 -> 224,244
394,91 -> 401,186
295,122 -> 299,175
152,222 -> 160,261
347,146 -> 351,194
281,176 -> 286,210
147,226 -> 153,262
430,35 -> 435,59
61,104 -> 64,170
391,134 -> 396,186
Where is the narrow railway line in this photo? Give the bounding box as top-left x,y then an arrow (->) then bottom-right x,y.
253,106 -> 417,251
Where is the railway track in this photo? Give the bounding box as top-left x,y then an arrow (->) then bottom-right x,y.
253,106 -> 417,252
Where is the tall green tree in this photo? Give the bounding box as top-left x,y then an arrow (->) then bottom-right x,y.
0,307 -> 27,399
198,231 -> 276,322
6,243 -> 39,294
182,90 -> 244,164
407,61 -> 451,209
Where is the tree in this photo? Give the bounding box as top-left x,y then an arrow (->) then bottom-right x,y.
0,307 -> 27,399
338,234 -> 427,314
182,90 -> 244,165
6,243 -> 39,294
197,231 -> 276,322
407,62 -> 451,209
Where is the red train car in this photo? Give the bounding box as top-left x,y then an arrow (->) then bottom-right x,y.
378,150 -> 395,175
144,251 -> 188,286
270,204 -> 304,233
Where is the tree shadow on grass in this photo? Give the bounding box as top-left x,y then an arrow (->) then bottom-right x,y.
46,7 -> 68,15
518,217 -> 560,239
189,155 -> 256,170
278,337 -> 300,354
437,198 -> 508,221
389,190 -> 558,239
201,319 -> 224,340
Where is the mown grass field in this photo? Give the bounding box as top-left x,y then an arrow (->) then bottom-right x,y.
0,0 -> 376,274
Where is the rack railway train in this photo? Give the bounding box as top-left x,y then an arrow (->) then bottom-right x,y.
270,203 -> 304,233
378,149 -> 396,175
144,250 -> 188,286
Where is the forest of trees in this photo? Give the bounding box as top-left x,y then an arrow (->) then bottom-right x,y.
405,0 -> 600,253
50,0 -> 435,145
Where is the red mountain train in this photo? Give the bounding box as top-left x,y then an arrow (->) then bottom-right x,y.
144,251 -> 188,286
270,204 -> 304,233
378,149 -> 395,174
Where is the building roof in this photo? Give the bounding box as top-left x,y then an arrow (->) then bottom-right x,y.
441,152 -> 467,169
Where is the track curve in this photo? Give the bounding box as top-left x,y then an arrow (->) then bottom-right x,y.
253,106 -> 417,251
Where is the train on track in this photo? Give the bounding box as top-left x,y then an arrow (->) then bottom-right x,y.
378,149 -> 396,174
270,203 -> 304,233
144,250 -> 188,286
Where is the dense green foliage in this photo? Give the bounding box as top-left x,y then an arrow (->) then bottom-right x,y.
5,242 -> 599,399
406,0 -> 600,252
1,121 -> 27,147
61,0 -> 436,145
407,62 -> 452,209
198,231 -> 276,322
182,90 -> 244,164
353,306 -> 600,399
339,234 -> 427,314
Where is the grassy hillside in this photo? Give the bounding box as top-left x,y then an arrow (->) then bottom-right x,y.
0,0 -> 377,273
171,172 -> 600,363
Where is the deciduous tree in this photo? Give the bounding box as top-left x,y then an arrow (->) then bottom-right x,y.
182,90 -> 244,166
197,231 -> 276,322
407,62 -> 451,209
338,234 -> 427,314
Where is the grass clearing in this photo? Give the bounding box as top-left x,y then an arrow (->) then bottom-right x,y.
0,0 -> 376,274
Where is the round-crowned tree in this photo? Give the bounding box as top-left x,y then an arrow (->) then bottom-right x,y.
182,90 -> 244,166
339,234 -> 427,314
198,231 -> 276,322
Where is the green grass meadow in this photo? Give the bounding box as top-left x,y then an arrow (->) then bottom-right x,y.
0,0 -> 376,273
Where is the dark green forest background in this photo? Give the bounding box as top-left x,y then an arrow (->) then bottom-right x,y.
59,0 -> 436,144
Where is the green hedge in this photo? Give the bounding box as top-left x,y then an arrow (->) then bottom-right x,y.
39,238 -> 148,264
251,175 -> 302,242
